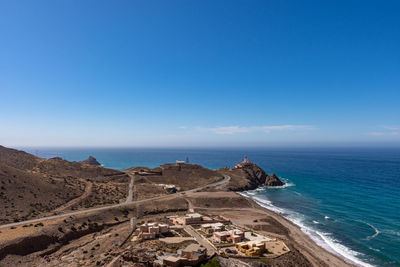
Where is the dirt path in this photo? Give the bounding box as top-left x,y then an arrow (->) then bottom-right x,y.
0,175 -> 230,230
53,180 -> 93,213
125,174 -> 134,203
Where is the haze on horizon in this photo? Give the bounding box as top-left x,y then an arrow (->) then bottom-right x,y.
1,1 -> 399,148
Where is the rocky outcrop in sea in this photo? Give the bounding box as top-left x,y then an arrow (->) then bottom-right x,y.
81,156 -> 101,166
265,173 -> 285,186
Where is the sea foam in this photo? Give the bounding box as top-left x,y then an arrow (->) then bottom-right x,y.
363,222 -> 380,241
240,190 -> 375,267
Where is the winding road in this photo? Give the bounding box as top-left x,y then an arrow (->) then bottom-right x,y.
0,175 -> 230,230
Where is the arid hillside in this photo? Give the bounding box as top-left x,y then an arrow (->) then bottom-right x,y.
0,146 -> 129,223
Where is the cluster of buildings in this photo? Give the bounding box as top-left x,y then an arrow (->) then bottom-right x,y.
213,229 -> 245,244
129,211 -> 289,265
134,222 -> 169,240
163,244 -> 207,267
169,213 -> 230,226
234,156 -> 253,169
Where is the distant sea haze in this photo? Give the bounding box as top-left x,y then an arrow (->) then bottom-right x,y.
24,147 -> 400,267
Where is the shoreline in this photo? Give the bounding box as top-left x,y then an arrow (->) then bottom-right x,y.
237,190 -> 370,267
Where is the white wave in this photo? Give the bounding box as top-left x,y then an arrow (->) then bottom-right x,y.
265,177 -> 295,189
368,246 -> 381,253
313,220 -> 320,224
382,230 -> 400,238
238,192 -> 286,214
240,193 -> 375,267
316,232 -> 375,267
363,222 -> 380,241
325,216 -> 330,220
265,182 -> 295,189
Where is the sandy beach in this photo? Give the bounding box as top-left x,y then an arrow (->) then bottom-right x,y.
186,191 -> 354,267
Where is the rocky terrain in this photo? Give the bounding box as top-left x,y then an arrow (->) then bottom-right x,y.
0,146 -> 129,223
126,163 -> 222,200
265,173 -> 285,186
0,147 -> 351,267
216,161 -> 285,191
81,156 -> 101,166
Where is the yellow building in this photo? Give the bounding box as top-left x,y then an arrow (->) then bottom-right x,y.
235,241 -> 266,256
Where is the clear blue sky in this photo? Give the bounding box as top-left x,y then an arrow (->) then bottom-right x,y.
1,0 -> 399,147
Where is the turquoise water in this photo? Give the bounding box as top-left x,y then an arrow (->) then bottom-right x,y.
22,147 -> 400,266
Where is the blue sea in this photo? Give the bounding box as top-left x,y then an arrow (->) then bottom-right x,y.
22,147 -> 400,267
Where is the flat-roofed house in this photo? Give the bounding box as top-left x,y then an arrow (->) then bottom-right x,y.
184,213 -> 203,225
201,222 -> 225,234
163,256 -> 181,267
135,222 -> 170,240
228,234 -> 242,243
213,231 -> 230,242
235,240 -> 268,256
163,244 -> 207,266
227,229 -> 244,243
181,243 -> 206,260
140,232 -> 156,240
149,226 -> 160,234
159,223 -> 169,233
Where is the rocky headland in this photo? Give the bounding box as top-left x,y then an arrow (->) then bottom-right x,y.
0,147 -> 352,267
217,156 -> 285,191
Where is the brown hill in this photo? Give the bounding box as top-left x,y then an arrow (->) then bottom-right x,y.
127,163 -> 221,190
0,163 -> 85,224
0,146 -> 128,223
0,145 -> 38,170
125,163 -> 222,199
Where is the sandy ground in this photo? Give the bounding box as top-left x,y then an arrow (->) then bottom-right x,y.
188,191 -> 354,267
53,180 -> 93,213
0,189 -> 355,267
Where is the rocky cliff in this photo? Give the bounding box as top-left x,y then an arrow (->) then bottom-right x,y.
218,161 -> 285,191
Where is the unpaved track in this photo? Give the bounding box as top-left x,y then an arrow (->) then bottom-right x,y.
53,180 -> 93,213
0,175 -> 229,230
125,174 -> 134,203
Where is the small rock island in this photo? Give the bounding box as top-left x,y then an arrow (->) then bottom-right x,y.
81,156 -> 101,166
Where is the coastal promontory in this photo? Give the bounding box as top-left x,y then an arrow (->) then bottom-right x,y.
217,156 -> 285,191
0,146 -> 352,267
